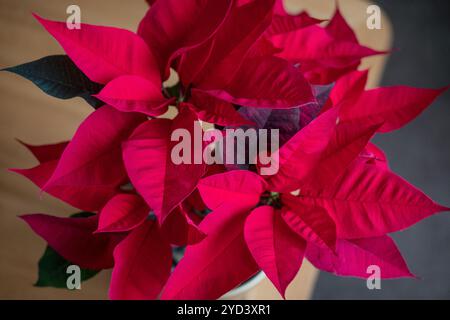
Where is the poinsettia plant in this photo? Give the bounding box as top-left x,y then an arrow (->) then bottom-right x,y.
3,0 -> 448,299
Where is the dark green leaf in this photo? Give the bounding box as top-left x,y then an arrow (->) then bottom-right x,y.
35,246 -> 100,288
70,211 -> 96,219
3,55 -> 103,108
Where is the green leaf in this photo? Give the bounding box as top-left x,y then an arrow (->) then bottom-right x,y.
71,211 -> 95,218
3,55 -> 103,108
34,212 -> 100,289
35,246 -> 100,288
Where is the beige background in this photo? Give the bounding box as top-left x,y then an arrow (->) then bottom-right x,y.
0,0 -> 391,299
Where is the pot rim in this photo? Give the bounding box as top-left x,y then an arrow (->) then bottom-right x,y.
220,271 -> 266,299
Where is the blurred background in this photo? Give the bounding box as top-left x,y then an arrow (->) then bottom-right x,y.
0,0 -> 448,299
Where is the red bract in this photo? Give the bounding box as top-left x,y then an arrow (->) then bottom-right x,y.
244,206 -> 306,298
306,236 -> 415,279
270,8 -> 385,84
20,214 -> 122,270
143,0 -> 316,111
161,203 -> 259,300
175,153 -> 443,297
109,219 -> 172,300
122,107 -> 206,223
293,161 -> 449,239
10,140 -> 117,211
42,106 -> 146,210
264,107 -> 382,192
34,14 -> 161,85
138,0 -> 233,79
97,194 -> 149,233
6,0 -> 448,300
94,75 -> 175,116
188,90 -> 253,126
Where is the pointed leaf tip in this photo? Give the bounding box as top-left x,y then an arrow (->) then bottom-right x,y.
244,206 -> 306,298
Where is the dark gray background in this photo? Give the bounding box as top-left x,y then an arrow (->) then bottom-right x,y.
312,0 -> 450,299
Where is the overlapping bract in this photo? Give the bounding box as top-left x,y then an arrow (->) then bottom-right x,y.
7,0 -> 448,300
